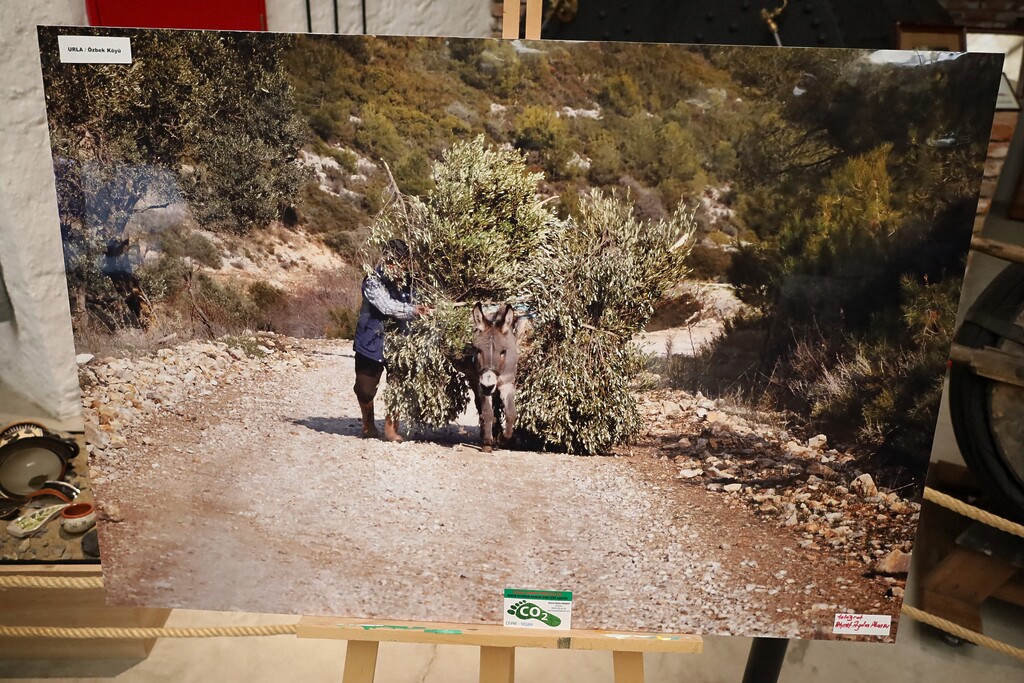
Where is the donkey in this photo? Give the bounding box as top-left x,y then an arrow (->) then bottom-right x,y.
465,302 -> 519,453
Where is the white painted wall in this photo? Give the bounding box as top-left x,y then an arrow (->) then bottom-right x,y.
0,1 -> 87,424
267,0 -> 492,37
0,1 -> 490,425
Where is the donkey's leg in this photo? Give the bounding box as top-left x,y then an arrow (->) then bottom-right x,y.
497,384 -> 516,445
480,391 -> 496,453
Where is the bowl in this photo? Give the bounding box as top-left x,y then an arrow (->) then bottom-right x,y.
60,502 -> 96,534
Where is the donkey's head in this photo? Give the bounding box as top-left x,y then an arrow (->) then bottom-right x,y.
471,302 -> 518,396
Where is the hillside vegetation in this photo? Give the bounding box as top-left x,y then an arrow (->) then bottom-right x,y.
41,28 -> 1000,463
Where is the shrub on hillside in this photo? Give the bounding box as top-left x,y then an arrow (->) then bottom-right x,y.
369,137 -> 695,453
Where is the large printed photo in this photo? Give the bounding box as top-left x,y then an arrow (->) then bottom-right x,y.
37,27 -> 1001,639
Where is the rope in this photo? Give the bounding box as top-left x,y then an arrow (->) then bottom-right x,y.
0,577 -> 297,639
0,624 -> 298,639
0,575 -> 104,589
902,605 -> 1024,662
923,487 -> 1024,539
904,488 -> 1024,662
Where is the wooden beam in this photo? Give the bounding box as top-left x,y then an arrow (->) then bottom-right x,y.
297,616 -> 702,655
525,0 -> 543,40
612,651 -> 645,683
480,646 -> 515,683
342,640 -> 379,683
502,0 -> 520,39
949,343 -> 1024,388
971,236 -> 1024,265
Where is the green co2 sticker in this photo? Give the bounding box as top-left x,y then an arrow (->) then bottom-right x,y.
503,589 -> 572,630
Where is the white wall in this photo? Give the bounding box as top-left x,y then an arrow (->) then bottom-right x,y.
0,1 -> 87,424
266,0 -> 492,36
0,1 -> 491,425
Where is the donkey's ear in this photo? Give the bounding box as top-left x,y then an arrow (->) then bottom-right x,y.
498,303 -> 515,334
472,302 -> 486,332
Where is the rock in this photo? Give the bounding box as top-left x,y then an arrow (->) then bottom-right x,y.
82,530 -> 100,558
851,473 -> 878,499
807,462 -> 837,480
84,423 -> 110,449
76,353 -> 95,365
874,549 -> 912,574
887,586 -> 905,599
676,468 -> 702,479
723,483 -> 743,493
807,434 -> 827,450
705,410 -> 727,423
785,441 -> 811,457
99,502 -> 124,522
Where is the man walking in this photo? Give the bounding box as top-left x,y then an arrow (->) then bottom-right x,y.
353,239 -> 429,441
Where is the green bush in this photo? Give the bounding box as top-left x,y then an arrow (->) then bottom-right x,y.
354,105 -> 405,163
309,109 -> 341,141
684,244 -> 734,282
314,140 -> 358,172
372,138 -> 696,453
249,280 -> 286,311
599,73 -> 643,115
513,105 -> 566,151
586,132 -> 623,186
157,227 -> 223,269
325,306 -> 359,338
512,106 -> 574,178
393,148 -> 435,197
298,182 -> 366,235
322,230 -> 363,258
193,274 -> 260,331
137,254 -> 189,302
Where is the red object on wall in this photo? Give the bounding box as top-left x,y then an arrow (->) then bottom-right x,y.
86,0 -> 267,31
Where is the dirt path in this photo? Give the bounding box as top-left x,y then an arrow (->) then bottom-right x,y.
93,339 -> 893,638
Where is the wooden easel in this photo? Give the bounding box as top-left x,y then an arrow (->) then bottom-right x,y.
297,616 -> 701,683
296,2 -> 703,680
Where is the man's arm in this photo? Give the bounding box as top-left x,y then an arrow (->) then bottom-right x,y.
363,274 -> 417,320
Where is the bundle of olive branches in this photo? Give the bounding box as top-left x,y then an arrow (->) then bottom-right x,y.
367,136 -> 695,454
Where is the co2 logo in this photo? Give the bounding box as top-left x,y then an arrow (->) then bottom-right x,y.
513,603 -> 544,620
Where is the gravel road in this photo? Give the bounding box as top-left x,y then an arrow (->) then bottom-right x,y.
91,338 -> 899,639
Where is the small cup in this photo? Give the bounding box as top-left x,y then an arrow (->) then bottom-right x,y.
60,503 -> 96,534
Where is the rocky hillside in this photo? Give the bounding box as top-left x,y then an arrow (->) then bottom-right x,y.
637,390 -> 917,592
78,333 -> 316,485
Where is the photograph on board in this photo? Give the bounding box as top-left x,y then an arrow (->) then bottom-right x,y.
37,26 -> 1001,640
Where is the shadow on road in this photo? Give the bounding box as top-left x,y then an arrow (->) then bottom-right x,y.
290,415 -> 484,449
290,416 -> 364,436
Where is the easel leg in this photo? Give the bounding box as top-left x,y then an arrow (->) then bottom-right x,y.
343,640 -> 379,683
612,651 -> 644,683
480,646 -> 515,683
741,638 -> 788,683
